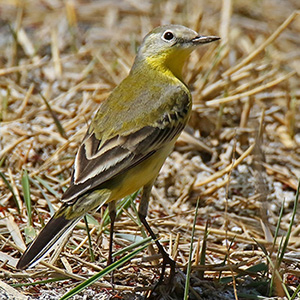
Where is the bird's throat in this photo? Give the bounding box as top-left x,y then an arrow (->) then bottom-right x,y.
144,51 -> 190,82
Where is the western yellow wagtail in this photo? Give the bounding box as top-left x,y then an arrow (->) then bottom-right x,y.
17,25 -> 219,280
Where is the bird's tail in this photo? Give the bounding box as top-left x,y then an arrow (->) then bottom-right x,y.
17,205 -> 81,270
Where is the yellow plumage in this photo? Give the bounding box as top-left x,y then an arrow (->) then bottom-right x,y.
17,25 -> 219,277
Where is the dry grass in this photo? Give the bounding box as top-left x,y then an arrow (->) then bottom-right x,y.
0,0 -> 299,299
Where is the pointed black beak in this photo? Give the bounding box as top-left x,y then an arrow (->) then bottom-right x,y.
192,35 -> 220,45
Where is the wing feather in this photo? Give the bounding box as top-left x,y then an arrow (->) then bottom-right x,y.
62,91 -> 190,203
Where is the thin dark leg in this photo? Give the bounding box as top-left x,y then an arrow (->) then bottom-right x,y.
139,213 -> 176,281
138,181 -> 176,283
108,202 -> 116,266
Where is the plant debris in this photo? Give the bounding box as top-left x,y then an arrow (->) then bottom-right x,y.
0,0 -> 299,299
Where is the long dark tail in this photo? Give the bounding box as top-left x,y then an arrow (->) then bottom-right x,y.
17,209 -> 81,270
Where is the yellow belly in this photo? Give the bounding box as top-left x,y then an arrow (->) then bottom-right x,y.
107,142 -> 174,201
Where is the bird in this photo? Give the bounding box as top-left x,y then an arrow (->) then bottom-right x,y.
17,25 -> 220,280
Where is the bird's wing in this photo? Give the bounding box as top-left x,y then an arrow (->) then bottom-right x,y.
62,91 -> 190,203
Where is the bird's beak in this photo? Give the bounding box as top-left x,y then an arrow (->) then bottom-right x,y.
192,35 -> 220,45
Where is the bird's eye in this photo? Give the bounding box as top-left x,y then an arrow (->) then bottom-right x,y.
162,31 -> 174,41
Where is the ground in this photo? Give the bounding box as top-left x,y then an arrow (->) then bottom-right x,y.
0,0 -> 299,299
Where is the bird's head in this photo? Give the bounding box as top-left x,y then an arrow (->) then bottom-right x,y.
133,24 -> 220,80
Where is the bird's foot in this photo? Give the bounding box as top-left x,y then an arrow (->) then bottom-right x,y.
158,254 -> 176,284
148,254 -> 176,298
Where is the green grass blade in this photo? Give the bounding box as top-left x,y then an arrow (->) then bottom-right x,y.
218,238 -> 235,281
98,235 -> 152,264
29,176 -> 55,215
21,169 -> 32,226
268,197 -> 285,295
184,198 -> 200,300
272,198 -> 285,250
12,277 -> 68,288
278,179 -> 300,265
60,242 -> 149,300
112,236 -> 152,258
0,156 -> 6,167
268,179 -> 299,298
255,238 -> 290,299
34,175 -> 61,199
85,214 -> 99,226
220,263 -> 268,284
128,193 -> 150,239
236,293 -> 268,299
291,283 -> 300,300
22,169 -> 36,242
101,192 -> 138,228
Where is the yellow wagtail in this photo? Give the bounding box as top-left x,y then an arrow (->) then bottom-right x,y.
17,25 -> 219,279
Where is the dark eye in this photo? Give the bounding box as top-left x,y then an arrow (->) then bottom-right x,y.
163,31 -> 174,41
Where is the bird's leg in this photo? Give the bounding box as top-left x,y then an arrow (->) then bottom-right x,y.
108,201 -> 116,266
138,182 -> 176,283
